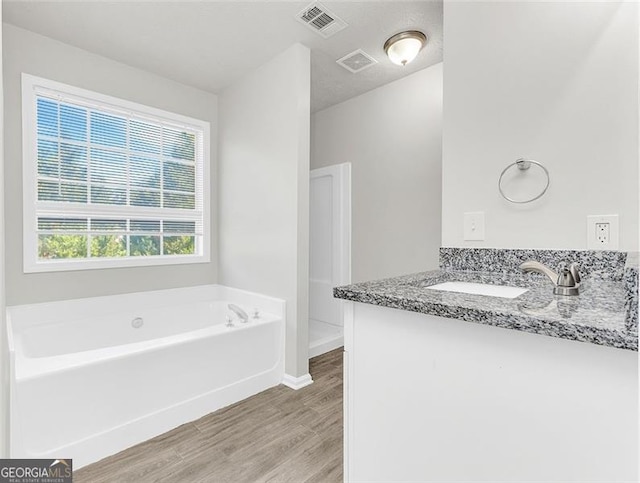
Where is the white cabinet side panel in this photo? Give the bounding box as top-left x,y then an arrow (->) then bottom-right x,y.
348,303 -> 638,482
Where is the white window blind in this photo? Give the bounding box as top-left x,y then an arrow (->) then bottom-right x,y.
22,74 -> 210,272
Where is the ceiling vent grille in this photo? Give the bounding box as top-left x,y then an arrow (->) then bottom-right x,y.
296,2 -> 347,38
336,49 -> 378,73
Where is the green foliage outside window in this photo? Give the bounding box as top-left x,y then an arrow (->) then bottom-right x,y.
38,233 -> 195,259
91,235 -> 127,258
39,234 -> 87,259
163,236 -> 195,255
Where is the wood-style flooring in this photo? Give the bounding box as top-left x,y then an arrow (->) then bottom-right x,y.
74,348 -> 344,483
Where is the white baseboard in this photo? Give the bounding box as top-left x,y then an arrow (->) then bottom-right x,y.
309,335 -> 344,359
282,373 -> 314,390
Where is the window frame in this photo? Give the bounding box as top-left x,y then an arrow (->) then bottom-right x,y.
22,73 -> 211,273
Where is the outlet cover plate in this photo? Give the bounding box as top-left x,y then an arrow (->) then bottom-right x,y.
464,212 -> 485,241
587,214 -> 619,250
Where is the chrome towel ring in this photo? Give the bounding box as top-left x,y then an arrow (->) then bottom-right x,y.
498,158 -> 550,204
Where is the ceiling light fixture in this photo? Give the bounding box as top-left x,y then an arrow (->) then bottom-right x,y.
383,30 -> 427,66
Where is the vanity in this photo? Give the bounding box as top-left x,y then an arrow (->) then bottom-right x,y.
335,248 -> 638,482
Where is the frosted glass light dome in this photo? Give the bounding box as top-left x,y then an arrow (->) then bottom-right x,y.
384,31 -> 427,66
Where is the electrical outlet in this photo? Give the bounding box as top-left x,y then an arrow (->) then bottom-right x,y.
587,215 -> 619,250
464,212 -> 485,241
595,222 -> 610,245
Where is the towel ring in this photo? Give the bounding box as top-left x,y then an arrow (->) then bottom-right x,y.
498,158 -> 550,204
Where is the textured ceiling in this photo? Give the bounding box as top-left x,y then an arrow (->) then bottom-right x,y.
3,1 -> 443,112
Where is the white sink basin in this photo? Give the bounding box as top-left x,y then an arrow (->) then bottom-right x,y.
424,281 -> 528,299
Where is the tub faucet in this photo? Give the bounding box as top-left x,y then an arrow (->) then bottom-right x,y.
520,261 -> 581,296
228,304 -> 249,323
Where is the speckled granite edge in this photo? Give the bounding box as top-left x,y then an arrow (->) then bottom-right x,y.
625,252 -> 639,335
334,285 -> 637,351
440,247 -> 627,281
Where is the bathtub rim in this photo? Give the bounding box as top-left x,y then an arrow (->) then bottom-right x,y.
7,284 -> 285,332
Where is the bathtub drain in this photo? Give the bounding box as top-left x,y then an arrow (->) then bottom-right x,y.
131,317 -> 144,329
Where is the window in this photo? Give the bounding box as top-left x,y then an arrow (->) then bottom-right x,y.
22,74 -> 210,272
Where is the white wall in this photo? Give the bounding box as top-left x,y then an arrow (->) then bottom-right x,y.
3,24 -> 219,305
442,2 -> 639,251
0,10 -> 7,459
218,44 -> 311,379
312,63 -> 443,283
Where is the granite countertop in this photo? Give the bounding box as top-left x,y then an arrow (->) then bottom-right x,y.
334,249 -> 639,352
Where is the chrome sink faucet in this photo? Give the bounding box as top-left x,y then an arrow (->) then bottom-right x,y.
520,261 -> 581,296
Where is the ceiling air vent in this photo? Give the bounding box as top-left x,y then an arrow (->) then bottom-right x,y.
336,49 -> 378,74
296,2 -> 347,39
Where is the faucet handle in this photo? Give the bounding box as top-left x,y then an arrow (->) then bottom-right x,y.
554,267 -> 581,295
557,268 -> 576,288
569,263 -> 581,284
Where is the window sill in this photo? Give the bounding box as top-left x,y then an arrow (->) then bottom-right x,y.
23,253 -> 211,273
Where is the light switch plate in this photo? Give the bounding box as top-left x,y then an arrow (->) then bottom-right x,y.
464,212 -> 485,241
587,214 -> 619,250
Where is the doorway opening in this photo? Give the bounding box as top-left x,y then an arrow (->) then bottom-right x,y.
309,163 -> 351,358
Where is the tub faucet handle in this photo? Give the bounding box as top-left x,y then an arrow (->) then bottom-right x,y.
225,316 -> 234,328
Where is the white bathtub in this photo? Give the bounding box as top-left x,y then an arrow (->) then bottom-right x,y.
7,284 -> 285,469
